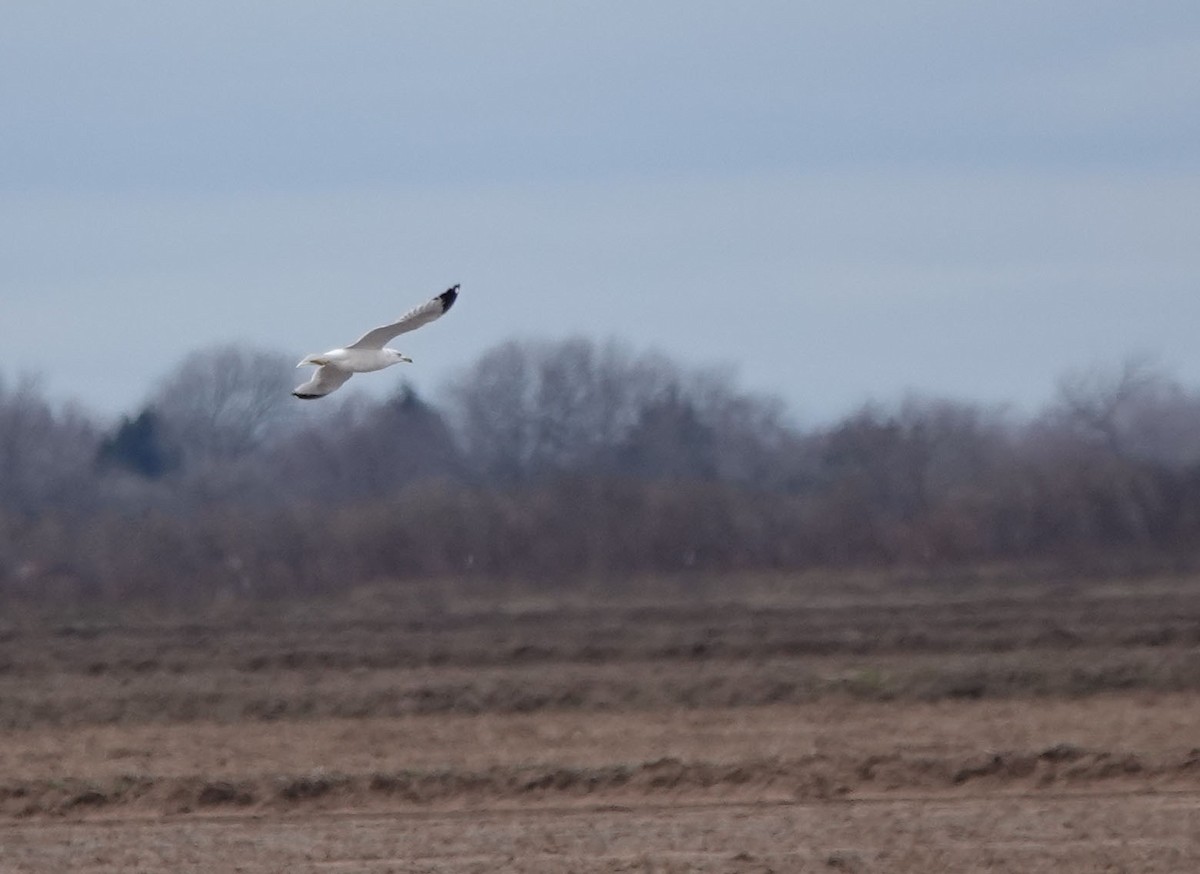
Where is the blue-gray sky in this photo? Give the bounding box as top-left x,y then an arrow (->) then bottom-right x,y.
4,1 -> 1198,423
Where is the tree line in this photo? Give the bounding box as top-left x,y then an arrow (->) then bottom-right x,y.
3,340 -> 1200,606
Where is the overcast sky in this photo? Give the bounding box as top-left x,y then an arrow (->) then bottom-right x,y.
3,1 -> 1198,424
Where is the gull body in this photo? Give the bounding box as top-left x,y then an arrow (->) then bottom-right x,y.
293,285 -> 459,399
298,347 -> 412,372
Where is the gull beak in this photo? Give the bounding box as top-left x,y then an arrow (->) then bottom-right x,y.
401,355 -> 413,363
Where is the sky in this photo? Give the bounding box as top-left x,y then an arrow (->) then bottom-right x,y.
3,1 -> 1199,425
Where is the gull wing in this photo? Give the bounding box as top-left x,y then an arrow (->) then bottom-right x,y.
292,365 -> 354,399
345,285 -> 459,350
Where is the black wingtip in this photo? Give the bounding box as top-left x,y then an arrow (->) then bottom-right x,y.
439,284 -> 459,313
292,392 -> 321,400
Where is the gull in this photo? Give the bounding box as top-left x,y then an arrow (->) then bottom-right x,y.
293,284 -> 460,399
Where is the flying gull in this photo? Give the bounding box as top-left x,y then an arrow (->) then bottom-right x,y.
293,285 -> 459,399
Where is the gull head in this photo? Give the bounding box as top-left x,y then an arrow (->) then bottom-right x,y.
385,349 -> 414,364
297,354 -> 328,368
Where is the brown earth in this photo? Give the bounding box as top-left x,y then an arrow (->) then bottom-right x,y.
3,573 -> 1200,872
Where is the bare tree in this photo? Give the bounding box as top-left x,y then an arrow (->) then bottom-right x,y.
0,372 -> 98,512
265,384 -> 463,502
445,339 -> 536,482
445,338 -> 680,482
1043,355 -> 1200,465
149,343 -> 297,463
672,368 -> 801,489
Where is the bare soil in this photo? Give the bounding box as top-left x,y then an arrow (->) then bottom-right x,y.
3,574 -> 1200,872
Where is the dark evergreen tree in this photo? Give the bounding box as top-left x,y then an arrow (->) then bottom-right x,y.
97,409 -> 176,478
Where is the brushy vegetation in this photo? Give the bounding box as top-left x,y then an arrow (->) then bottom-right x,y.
4,339 -> 1200,606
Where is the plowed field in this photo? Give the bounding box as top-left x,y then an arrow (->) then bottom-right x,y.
3,575 -> 1200,872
